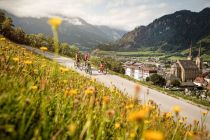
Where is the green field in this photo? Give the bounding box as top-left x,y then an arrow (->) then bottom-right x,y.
97,50 -> 165,57
96,50 -> 210,61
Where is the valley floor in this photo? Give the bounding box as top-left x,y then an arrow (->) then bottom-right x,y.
24,45 -> 210,130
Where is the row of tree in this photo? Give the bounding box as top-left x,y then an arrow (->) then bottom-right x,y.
0,10 -> 126,74
90,56 -> 125,74
0,10 -> 80,58
0,11 -> 50,48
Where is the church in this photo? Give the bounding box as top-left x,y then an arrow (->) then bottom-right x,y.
170,46 -> 202,82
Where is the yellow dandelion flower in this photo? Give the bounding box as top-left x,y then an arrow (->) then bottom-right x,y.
60,67 -> 69,73
63,68 -> 69,72
67,89 -> 77,96
143,130 -> 164,140
103,96 -> 110,104
24,60 -> 32,65
110,87 -> 116,92
186,131 -> 193,137
144,120 -> 151,124
84,86 -> 95,95
151,105 -> 156,110
114,123 -> 120,129
172,105 -> 181,114
125,103 -> 134,109
63,80 -> 68,84
48,17 -> 62,29
201,111 -> 208,116
208,134 -> 210,138
165,112 -> 172,119
31,86 -> 38,90
40,47 -> 48,51
12,57 -> 19,62
129,131 -> 136,138
67,123 -> 77,136
127,108 -> 148,122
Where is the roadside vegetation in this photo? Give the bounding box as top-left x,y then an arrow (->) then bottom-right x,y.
111,72 -> 210,108
90,56 -> 125,74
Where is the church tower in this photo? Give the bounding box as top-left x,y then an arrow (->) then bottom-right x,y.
187,44 -> 193,61
196,46 -> 202,71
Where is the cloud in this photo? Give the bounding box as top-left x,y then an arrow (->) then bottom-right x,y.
0,0 -> 209,30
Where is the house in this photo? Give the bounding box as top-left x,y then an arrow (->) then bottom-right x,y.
125,65 -> 135,77
194,76 -> 208,87
124,62 -> 156,80
124,62 -> 142,77
141,67 -> 157,79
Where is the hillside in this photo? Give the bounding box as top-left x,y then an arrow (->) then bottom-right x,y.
3,10 -> 126,50
1,37 -> 209,140
119,8 -> 210,52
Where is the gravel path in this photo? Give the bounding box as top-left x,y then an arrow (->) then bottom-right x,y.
24,46 -> 210,130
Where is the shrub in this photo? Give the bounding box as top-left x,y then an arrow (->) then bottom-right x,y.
171,79 -> 181,87
149,74 -> 166,86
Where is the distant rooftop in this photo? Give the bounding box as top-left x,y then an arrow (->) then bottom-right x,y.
178,60 -> 198,70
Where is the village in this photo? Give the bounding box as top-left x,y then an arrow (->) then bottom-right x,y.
123,46 -> 210,101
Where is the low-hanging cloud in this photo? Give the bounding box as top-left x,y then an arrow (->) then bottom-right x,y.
0,0 -> 209,30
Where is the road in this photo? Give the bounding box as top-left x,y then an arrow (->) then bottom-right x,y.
24,46 -> 210,130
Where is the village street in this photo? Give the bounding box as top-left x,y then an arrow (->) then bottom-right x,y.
24,45 -> 210,130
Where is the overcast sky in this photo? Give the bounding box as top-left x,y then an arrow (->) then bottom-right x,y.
0,0 -> 210,30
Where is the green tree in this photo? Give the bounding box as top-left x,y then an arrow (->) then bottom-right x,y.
60,44 -> 80,58
1,17 -> 14,37
149,74 -> 166,86
13,27 -> 26,43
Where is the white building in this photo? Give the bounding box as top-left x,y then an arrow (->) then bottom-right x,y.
125,66 -> 134,77
124,62 -> 157,80
134,68 -> 142,80
141,67 -> 157,79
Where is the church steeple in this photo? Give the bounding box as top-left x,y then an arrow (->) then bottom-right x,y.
187,43 -> 193,60
198,46 -> 201,57
196,43 -> 202,72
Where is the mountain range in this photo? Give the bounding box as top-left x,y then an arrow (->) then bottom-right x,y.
118,8 -> 210,52
4,11 -> 126,50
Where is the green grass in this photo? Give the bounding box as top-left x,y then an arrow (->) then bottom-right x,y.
97,50 -> 165,57
202,54 -> 210,61
167,56 -> 186,61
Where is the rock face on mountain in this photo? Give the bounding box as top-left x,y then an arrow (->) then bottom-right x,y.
119,8 -> 210,51
4,11 -> 126,49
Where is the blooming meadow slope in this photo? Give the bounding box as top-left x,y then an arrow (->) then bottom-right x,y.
0,38 -> 209,140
